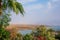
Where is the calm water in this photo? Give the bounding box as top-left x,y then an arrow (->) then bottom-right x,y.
51,26 -> 60,31
18,30 -> 32,35
18,26 -> 60,35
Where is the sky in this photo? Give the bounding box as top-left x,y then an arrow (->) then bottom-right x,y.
10,0 -> 60,25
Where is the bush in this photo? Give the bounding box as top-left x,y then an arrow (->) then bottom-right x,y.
0,13 -> 11,40
0,28 -> 10,40
33,25 -> 55,40
0,13 -> 11,28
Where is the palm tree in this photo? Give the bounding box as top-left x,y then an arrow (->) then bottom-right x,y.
0,0 -> 24,40
0,0 -> 24,28
0,0 -> 24,27
0,0 -> 24,14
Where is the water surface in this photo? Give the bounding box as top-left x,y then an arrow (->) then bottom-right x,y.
18,26 -> 60,35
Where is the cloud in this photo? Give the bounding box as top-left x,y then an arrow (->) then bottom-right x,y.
17,0 -> 37,4
48,0 -> 60,7
50,0 -> 59,2
11,0 -> 60,25
24,3 -> 43,13
47,2 -> 52,9
45,0 -> 60,13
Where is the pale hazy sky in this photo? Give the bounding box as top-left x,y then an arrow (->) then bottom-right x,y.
10,0 -> 60,25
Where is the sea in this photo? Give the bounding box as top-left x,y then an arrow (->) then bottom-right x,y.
18,26 -> 60,35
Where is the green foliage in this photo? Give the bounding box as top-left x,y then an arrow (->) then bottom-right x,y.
55,32 -> 60,40
0,13 -> 11,40
0,13 -> 11,28
35,25 -> 47,36
15,33 -> 23,40
34,25 -> 55,40
2,0 -> 24,15
23,34 -> 34,40
15,2 -> 24,15
0,28 -> 10,40
0,0 -> 24,40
